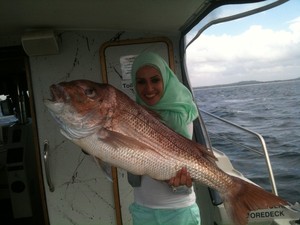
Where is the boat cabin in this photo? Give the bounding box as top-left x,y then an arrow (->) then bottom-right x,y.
0,0 -> 298,225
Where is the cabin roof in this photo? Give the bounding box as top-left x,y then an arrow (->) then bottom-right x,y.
0,0 -> 212,36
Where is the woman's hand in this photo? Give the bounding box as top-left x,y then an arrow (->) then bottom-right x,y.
168,167 -> 193,188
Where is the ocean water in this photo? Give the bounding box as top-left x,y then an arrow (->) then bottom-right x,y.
193,79 -> 300,203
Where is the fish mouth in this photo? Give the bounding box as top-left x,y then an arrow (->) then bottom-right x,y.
44,84 -> 67,114
49,84 -> 67,102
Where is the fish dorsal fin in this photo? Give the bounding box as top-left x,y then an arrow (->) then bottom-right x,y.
142,106 -> 161,120
192,141 -> 217,164
142,108 -> 176,130
139,106 -> 216,164
93,157 -> 113,182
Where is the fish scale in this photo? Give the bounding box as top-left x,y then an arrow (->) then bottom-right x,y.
73,131 -> 174,179
44,79 -> 289,225
112,88 -> 228,188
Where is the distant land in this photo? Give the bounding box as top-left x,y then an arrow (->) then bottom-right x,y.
193,77 -> 300,89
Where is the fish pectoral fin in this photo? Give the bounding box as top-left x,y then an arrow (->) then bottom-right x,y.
98,129 -> 167,158
93,157 -> 113,182
142,106 -> 161,120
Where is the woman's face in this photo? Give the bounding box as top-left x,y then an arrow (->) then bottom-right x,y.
135,65 -> 164,106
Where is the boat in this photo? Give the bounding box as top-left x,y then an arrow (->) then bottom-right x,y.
0,0 -> 299,224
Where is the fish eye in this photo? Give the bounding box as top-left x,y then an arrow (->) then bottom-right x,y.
84,88 -> 96,98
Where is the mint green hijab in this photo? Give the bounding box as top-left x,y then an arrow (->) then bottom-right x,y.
131,52 -> 198,139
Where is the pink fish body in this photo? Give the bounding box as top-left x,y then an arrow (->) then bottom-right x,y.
44,79 -> 288,225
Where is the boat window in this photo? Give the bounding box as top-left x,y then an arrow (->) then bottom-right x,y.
184,0 -> 289,49
184,0 -> 299,203
182,0 -> 289,149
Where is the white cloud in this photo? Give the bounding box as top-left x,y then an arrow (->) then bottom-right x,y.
186,17 -> 300,87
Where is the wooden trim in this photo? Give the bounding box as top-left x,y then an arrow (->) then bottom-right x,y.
111,167 -> 123,225
99,36 -> 174,225
99,37 -> 175,83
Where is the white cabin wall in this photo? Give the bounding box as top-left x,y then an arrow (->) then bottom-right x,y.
28,30 -> 181,225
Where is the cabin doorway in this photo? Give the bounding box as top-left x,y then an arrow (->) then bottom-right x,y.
0,46 -> 47,225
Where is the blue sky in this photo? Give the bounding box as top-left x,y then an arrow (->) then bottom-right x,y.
186,0 -> 300,87
205,0 -> 300,35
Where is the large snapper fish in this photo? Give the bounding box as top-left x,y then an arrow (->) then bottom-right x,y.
44,79 -> 288,225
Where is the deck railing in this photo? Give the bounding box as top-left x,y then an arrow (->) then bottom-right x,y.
200,109 -> 278,196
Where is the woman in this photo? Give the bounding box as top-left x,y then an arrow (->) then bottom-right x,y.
128,52 -> 201,225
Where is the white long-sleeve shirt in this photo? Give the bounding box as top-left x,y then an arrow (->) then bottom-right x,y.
133,123 -> 196,209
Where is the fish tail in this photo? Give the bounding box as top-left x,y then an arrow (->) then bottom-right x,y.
222,176 -> 288,225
